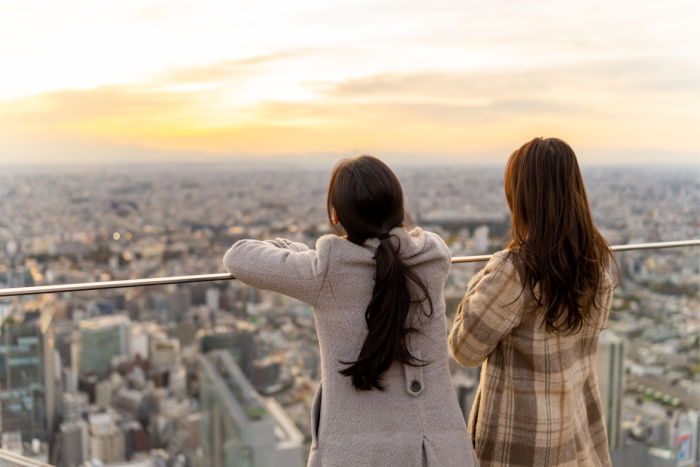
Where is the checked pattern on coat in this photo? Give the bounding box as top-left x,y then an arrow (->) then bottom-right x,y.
449,250 -> 614,467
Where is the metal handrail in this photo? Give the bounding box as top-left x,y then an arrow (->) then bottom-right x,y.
0,239 -> 698,298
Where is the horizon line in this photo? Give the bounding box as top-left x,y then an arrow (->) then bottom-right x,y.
1,160 -> 699,170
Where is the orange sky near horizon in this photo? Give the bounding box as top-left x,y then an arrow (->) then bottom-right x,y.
0,1 -> 698,165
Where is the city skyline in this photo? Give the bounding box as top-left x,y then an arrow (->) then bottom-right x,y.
1,1 -> 699,165
0,165 -> 697,465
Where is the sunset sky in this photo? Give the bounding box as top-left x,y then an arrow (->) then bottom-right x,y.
0,0 -> 698,165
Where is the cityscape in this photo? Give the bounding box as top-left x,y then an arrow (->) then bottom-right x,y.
0,163 -> 698,467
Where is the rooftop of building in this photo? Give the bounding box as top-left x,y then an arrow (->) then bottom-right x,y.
79,314 -> 130,331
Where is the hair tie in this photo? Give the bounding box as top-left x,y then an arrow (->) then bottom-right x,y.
378,232 -> 391,240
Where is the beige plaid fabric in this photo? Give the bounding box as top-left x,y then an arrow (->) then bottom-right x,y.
449,250 -> 613,467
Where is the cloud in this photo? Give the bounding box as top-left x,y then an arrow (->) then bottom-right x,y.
2,86 -> 208,123
159,49 -> 312,84
0,49 -> 311,129
313,57 -> 700,101
251,99 -> 579,128
0,54 -> 698,164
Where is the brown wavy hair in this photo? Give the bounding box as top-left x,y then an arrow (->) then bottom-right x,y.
504,137 -> 618,334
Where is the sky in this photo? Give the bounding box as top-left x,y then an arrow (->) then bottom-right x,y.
0,0 -> 698,165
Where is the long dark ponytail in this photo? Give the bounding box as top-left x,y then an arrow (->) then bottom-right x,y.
327,156 -> 433,391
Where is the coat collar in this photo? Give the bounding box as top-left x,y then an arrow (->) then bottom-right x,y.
362,226 -> 426,259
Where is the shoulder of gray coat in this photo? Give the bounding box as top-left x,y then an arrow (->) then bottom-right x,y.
313,233 -> 344,267
420,229 -> 452,268
314,234 -> 341,254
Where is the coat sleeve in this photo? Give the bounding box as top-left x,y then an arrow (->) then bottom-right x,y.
264,238 -> 311,252
222,237 -> 328,306
448,250 -> 525,367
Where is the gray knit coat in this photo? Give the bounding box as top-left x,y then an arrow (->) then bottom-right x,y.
223,226 -> 478,467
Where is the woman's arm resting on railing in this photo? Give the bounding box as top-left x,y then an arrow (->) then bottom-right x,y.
448,250 -> 525,367
263,238 -> 311,252
223,238 -> 327,306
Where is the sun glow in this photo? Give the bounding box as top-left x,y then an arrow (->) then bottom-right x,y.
0,0 -> 698,164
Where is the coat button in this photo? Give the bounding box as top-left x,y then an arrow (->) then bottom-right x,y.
410,380 -> 422,392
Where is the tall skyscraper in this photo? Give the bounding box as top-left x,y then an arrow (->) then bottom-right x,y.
0,303 -> 57,447
78,315 -> 130,376
199,350 -> 303,467
597,330 -> 625,450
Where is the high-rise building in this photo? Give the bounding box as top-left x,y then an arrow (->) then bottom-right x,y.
200,326 -> 255,375
206,287 -> 221,311
129,324 -> 150,360
79,315 -> 130,376
199,351 -> 303,467
472,225 -> 490,253
123,420 -> 151,459
88,413 -> 125,464
0,304 -> 57,446
597,330 -> 625,450
61,392 -> 88,423
670,410 -> 699,467
94,379 -> 114,408
150,333 -> 180,371
167,287 -> 192,320
59,420 -> 89,467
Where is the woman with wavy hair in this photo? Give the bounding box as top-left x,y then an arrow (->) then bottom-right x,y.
449,138 -> 618,466
224,155 -> 476,466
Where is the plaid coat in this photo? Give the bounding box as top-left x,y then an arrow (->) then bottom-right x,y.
448,250 -> 613,467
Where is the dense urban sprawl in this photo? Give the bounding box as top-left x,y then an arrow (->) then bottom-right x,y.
0,164 -> 697,466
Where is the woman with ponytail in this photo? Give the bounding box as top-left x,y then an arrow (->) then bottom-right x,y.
224,156 -> 476,466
